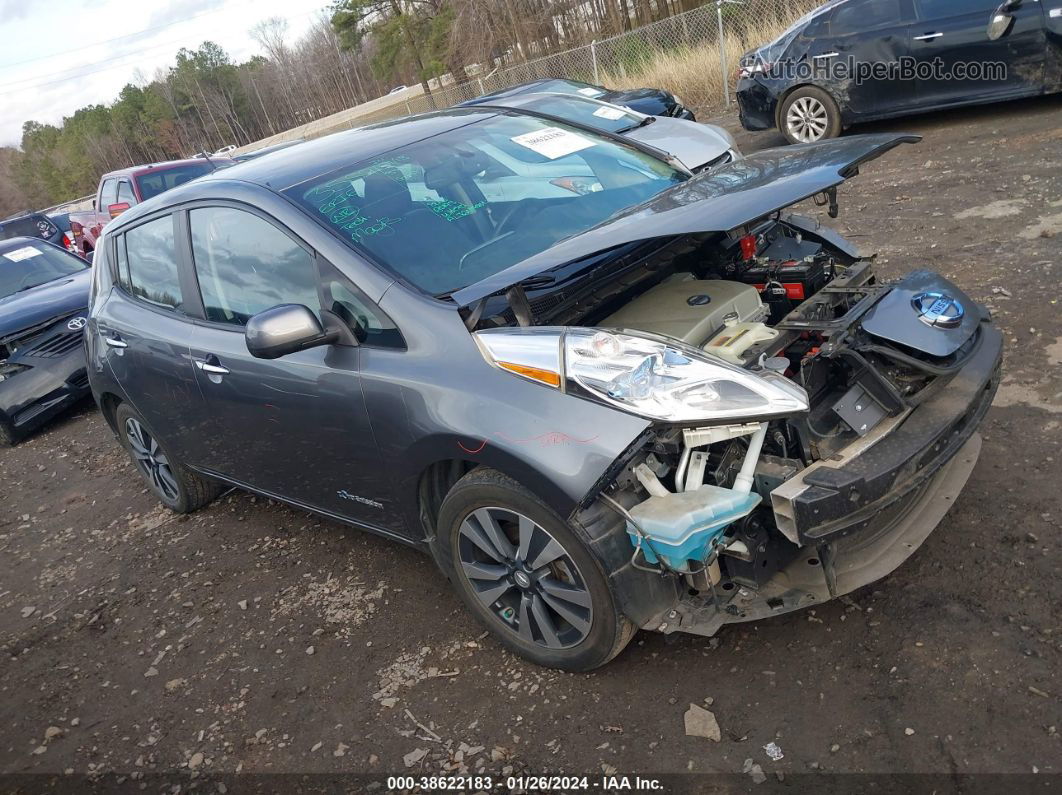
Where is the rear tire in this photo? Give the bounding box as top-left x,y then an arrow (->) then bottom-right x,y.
0,419 -> 13,446
115,403 -> 221,513
435,467 -> 635,671
778,86 -> 842,144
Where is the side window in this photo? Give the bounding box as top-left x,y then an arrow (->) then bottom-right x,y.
321,263 -> 404,349
830,0 -> 903,34
114,234 -> 130,290
100,179 -> 118,208
916,0 -> 998,19
189,206 -> 320,326
125,216 -> 183,311
117,180 -> 136,205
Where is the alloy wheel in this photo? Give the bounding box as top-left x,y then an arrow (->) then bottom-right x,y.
456,507 -> 594,650
125,418 -> 179,502
786,96 -> 830,143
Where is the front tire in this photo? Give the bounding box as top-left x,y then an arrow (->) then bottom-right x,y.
115,403 -> 221,513
435,468 -> 635,671
779,86 -> 842,144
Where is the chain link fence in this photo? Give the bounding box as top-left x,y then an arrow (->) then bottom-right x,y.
245,0 -> 821,147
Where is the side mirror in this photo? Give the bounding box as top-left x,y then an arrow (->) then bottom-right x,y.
107,202 -> 130,219
987,6 -> 1015,40
245,304 -> 338,360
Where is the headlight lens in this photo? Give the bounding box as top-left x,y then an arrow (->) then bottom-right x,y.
475,328 -> 808,423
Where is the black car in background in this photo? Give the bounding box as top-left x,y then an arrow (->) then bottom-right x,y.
459,78 -> 696,120
46,212 -> 83,256
737,0 -> 1059,144
1,212 -> 67,250
0,237 -> 92,444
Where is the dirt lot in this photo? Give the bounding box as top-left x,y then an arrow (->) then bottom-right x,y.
2,95 -> 1060,790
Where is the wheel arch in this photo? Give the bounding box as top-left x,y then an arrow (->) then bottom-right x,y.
97,391 -> 123,435
775,83 -> 848,130
409,441 -> 584,545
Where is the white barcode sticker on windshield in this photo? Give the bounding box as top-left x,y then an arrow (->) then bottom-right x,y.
592,106 -> 626,120
3,246 -> 42,262
577,87 -> 605,97
511,127 -> 596,159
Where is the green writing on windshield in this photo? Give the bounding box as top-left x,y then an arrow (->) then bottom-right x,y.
427,199 -> 486,222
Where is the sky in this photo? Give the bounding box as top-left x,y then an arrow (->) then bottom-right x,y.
0,0 -> 322,147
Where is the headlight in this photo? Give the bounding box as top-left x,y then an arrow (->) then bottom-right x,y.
475,328 -> 808,423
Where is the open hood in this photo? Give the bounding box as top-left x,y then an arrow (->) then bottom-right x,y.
452,133 -> 919,307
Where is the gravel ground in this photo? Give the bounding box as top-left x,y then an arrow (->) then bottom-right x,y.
1,94 -> 1060,791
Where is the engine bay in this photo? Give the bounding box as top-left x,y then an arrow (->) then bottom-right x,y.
531,215 -> 990,618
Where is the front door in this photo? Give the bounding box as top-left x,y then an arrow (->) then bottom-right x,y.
180,205 -> 399,533
911,0 -> 1047,107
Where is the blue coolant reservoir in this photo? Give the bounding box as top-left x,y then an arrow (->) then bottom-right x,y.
627,485 -> 761,572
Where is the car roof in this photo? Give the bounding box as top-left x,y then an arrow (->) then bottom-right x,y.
194,108 -> 500,192
104,109 -> 504,231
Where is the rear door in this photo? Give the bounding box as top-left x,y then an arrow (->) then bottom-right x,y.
96,213 -> 207,461
806,0 -> 915,118
911,0 -> 1047,107
180,203 -> 402,533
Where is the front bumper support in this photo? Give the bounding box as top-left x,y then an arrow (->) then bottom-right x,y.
650,432 -> 982,636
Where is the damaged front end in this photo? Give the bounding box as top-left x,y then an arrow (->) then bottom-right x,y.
460,133 -> 1001,638
570,261 -> 1000,638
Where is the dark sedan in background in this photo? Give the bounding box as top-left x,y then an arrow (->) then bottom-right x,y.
1,211 -> 75,254
737,0 -> 1060,144
460,77 -> 696,120
0,238 -> 92,444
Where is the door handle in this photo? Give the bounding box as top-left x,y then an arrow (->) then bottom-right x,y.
103,335 -> 127,349
813,52 -> 840,59
914,32 -> 944,41
194,358 -> 230,376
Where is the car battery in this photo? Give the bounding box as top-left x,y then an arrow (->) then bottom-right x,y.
736,257 -> 828,323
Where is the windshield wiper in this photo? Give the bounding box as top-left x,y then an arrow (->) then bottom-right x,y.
616,116 -> 657,134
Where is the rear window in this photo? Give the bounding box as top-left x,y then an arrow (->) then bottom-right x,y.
533,80 -> 607,98
135,163 -> 215,201
516,96 -> 642,135
0,215 -> 58,241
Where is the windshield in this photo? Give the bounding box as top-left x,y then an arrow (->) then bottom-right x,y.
286,113 -> 686,296
0,243 -> 88,299
136,162 -> 215,200
510,95 -> 644,134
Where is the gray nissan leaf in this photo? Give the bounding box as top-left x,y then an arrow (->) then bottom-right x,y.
87,108 -> 1001,670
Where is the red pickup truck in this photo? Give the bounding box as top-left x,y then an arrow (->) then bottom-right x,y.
69,157 -> 233,255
